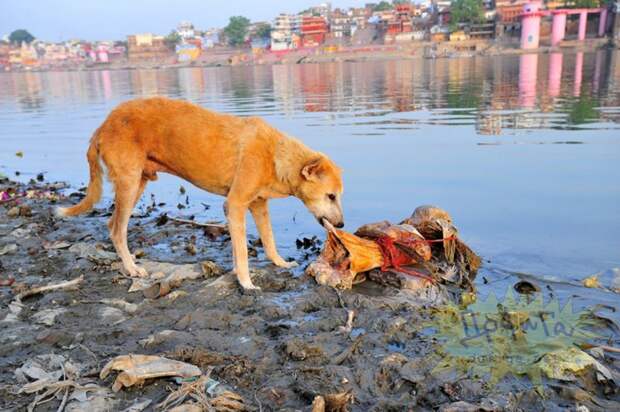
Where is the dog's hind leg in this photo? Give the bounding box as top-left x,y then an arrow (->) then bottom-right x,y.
250,198 -> 297,269
227,200 -> 258,290
109,173 -> 148,278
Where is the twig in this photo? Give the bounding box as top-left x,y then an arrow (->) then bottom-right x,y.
333,335 -> 363,365
15,275 -> 84,303
333,288 -> 346,309
600,345 -> 620,354
168,216 -> 227,230
254,388 -> 263,412
56,363 -> 69,412
56,389 -> 69,412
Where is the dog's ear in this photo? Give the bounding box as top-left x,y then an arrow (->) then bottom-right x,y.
301,158 -> 324,181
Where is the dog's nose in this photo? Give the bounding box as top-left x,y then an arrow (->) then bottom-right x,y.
335,221 -> 344,228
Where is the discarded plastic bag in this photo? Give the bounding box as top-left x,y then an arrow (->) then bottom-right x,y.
16,354 -> 105,412
100,354 -> 201,392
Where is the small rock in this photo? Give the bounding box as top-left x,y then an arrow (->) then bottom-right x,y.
175,313 -> 192,330
32,308 -> 67,326
0,243 -> 18,256
201,261 -> 224,278
100,298 -> 139,314
185,243 -> 197,255
36,330 -> 74,346
98,306 -> 127,325
166,290 -> 187,302
514,280 -> 541,295
138,330 -> 176,348
19,205 -> 32,217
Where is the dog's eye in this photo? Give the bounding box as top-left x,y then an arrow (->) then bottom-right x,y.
328,194 -> 336,201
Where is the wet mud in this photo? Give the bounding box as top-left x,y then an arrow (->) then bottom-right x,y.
1,176 -> 619,411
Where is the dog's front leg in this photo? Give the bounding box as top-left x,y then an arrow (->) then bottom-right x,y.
227,200 -> 259,290
250,198 -> 297,269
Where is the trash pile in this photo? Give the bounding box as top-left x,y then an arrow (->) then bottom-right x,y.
2,173 -> 619,411
306,205 -> 480,298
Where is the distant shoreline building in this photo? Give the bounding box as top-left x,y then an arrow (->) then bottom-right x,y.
271,13 -> 300,51
127,33 -> 169,61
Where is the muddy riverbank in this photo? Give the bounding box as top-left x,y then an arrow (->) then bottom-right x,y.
1,175 -> 619,411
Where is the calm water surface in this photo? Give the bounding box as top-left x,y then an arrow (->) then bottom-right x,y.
1,50 -> 619,303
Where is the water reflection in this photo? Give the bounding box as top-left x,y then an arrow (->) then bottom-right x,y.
0,51 -> 618,288
1,50 -> 618,133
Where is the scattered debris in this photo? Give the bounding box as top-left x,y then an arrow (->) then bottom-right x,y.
2,176 -> 619,411
582,274 -> 601,289
98,306 -> 128,325
201,260 -> 224,278
100,298 -> 140,314
16,354 -> 105,412
538,347 -> 614,383
128,260 -> 227,299
43,240 -> 73,250
158,373 -> 248,411
514,280 -> 541,294
338,310 -> 355,334
168,216 -> 228,235
69,243 -> 117,265
15,275 -> 84,303
311,391 -> 353,412
0,243 -> 18,256
100,354 -> 202,392
138,330 -> 177,348
31,307 -> 67,326
0,276 -> 15,286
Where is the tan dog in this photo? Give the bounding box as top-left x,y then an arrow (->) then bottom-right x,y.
56,97 -> 344,290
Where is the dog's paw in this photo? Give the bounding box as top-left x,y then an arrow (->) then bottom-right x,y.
127,265 -> 149,278
274,259 -> 298,269
239,282 -> 262,292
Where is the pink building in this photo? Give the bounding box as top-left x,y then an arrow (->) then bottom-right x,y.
520,3 -> 609,49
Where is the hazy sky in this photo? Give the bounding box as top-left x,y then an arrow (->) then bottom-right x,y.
1,0 -> 369,42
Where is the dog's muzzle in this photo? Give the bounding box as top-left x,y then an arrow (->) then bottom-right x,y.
319,217 -> 344,229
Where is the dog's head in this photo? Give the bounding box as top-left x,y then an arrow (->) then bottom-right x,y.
297,156 -> 344,228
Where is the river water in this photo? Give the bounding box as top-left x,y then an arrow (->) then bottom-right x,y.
1,50 -> 619,304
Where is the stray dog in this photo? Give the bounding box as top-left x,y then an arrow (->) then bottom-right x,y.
57,97 -> 344,290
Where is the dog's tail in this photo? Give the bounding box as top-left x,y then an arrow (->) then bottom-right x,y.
56,134 -> 103,217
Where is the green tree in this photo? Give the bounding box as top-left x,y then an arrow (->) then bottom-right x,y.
224,16 -> 251,47
9,29 -> 35,45
373,1 -> 393,11
254,23 -> 272,39
449,0 -> 485,31
164,30 -> 182,49
563,0 -> 600,7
